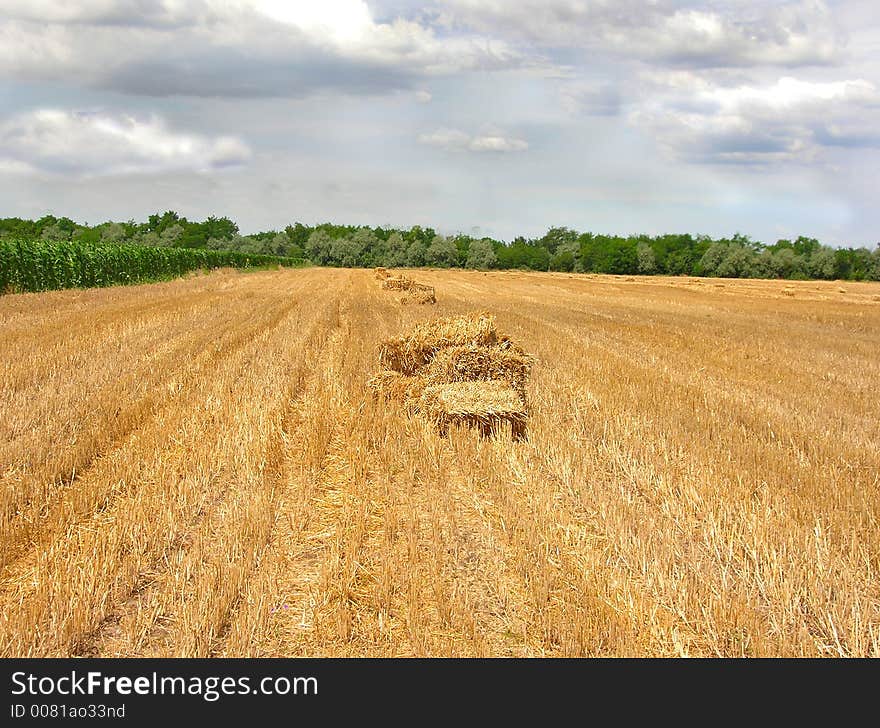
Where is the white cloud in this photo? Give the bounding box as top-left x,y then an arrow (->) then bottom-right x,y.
0,110 -> 251,176
468,134 -> 529,152
416,89 -> 433,103
437,0 -> 841,67
0,1 -> 523,97
418,127 -> 528,152
630,75 -> 880,163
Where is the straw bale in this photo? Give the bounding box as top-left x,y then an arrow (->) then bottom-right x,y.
419,380 -> 527,440
379,312 -> 500,375
383,276 -> 415,291
400,284 -> 437,305
423,344 -> 532,400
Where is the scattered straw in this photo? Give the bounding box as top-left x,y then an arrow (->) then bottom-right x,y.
367,370 -> 426,404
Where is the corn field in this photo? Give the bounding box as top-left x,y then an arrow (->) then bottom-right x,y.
0,238 -> 305,293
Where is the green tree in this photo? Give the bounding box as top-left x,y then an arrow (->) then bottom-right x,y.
384,232 -> 408,267
351,228 -> 379,265
698,243 -> 728,276
636,242 -> 657,274
538,227 -> 578,254
100,222 -> 127,243
285,222 -> 312,250
425,235 -> 458,267
466,238 -> 497,269
405,238 -> 428,267
806,247 -> 836,279
331,236 -> 363,267
306,230 -> 334,265
159,224 -> 184,247
717,245 -> 757,278
772,248 -> 804,279
40,221 -> 72,241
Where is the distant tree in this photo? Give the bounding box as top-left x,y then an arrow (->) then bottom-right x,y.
265,232 -> 289,256
450,234 -> 473,266
202,215 -> 238,241
99,222 -> 127,243
698,242 -> 734,276
425,235 -> 458,267
466,238 -> 497,269
306,230 -> 333,265
330,236 -> 364,267
549,249 -> 575,272
40,221 -> 71,241
405,238 -> 428,267
285,222 -> 312,250
72,226 -> 101,245
806,246 -> 836,279
351,228 -> 379,265
384,232 -> 408,267
772,247 -> 804,279
636,242 -> 657,274
717,245 -> 757,278
159,224 -> 184,248
133,230 -> 161,247
538,226 -> 578,254
147,210 -> 182,234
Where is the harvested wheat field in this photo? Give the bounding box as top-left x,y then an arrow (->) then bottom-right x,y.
1,267 -> 879,657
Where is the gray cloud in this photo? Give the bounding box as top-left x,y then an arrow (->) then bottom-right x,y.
0,1 -> 524,99
0,109 -> 251,176
629,75 -> 880,163
437,0 -> 842,68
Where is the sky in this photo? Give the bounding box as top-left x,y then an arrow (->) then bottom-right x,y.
0,0 -> 878,246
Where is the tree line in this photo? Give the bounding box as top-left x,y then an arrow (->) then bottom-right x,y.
2,212 -> 878,281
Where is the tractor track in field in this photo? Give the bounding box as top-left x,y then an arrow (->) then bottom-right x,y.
0,287 -> 305,572
0,273 -> 340,655
76,289 -> 345,657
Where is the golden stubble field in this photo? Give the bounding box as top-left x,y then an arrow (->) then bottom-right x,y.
1,267 -> 879,657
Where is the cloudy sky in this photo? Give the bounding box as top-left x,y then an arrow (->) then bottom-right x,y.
1,0 -> 878,245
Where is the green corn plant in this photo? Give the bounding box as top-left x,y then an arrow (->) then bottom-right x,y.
0,238 -> 306,294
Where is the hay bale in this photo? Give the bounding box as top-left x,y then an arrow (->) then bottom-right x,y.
374,267 -> 388,280
379,312 -> 500,375
423,344 -> 532,401
782,287 -> 795,297
383,276 -> 414,291
367,370 -> 426,403
400,284 -> 436,305
419,381 -> 527,440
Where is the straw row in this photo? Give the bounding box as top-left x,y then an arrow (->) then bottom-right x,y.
369,312 -> 533,440
375,268 -> 437,305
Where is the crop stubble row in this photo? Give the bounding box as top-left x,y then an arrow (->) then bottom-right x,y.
1,269 -> 878,656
